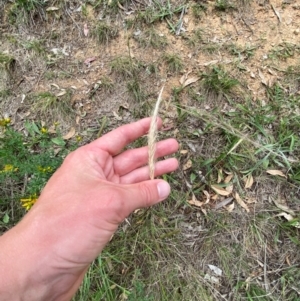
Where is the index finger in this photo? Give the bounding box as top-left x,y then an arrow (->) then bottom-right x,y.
89,117 -> 163,156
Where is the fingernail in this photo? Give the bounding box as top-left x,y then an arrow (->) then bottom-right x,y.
157,181 -> 170,200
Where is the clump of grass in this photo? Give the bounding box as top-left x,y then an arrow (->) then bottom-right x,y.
226,43 -> 257,59
215,0 -> 235,11
134,28 -> 168,49
93,22 -> 119,44
0,89 -> 12,99
201,66 -> 239,96
185,29 -> 204,47
30,90 -> 73,119
162,53 -> 184,73
8,0 -> 46,24
22,39 -> 46,55
0,52 -> 15,72
110,56 -> 142,78
269,42 -> 299,60
89,76 -> 114,98
126,79 -> 146,102
191,3 -> 207,20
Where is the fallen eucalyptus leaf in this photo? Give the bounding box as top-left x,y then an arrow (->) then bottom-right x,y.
234,192 -> 250,213
211,185 -> 231,196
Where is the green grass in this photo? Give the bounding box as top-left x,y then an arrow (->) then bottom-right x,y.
93,22 -> 119,44
201,65 -> 239,96
162,53 -> 184,73
110,56 -> 142,79
0,121 -> 78,227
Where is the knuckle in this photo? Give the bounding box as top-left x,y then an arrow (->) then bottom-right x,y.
139,182 -> 156,207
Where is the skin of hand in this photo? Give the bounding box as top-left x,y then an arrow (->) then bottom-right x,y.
0,117 -> 178,301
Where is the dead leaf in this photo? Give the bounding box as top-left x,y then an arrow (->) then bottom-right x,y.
214,197 -> 233,210
76,116 -> 80,124
244,174 -> 254,189
208,264 -> 222,276
203,190 -> 210,204
245,197 -> 257,204
183,159 -> 192,171
226,202 -> 235,212
211,185 -> 231,196
113,111 -> 122,120
258,69 -> 268,86
46,6 -> 59,11
56,90 -> 66,97
84,57 -> 97,65
273,199 -> 295,215
83,23 -> 89,37
266,169 -> 287,178
63,127 -> 76,140
203,60 -> 219,66
225,184 -> 233,193
204,274 -> 219,284
182,77 -> 199,88
224,174 -> 233,184
180,150 -> 188,155
48,125 -> 56,134
234,192 -> 250,212
276,212 -> 294,221
188,198 -> 204,207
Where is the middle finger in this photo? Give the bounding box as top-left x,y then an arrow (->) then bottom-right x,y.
113,138 -> 178,176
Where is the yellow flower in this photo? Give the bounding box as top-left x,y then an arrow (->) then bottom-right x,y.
0,164 -> 18,173
37,166 -> 53,173
41,127 -> 48,134
76,135 -> 82,142
20,194 -> 38,211
0,118 -> 11,127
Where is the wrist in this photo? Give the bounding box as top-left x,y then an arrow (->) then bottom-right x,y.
0,212 -> 84,301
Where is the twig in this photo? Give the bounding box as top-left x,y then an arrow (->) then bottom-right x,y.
148,86 -> 164,180
271,4 -> 282,23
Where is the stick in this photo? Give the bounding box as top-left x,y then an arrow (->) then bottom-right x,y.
148,86 -> 164,180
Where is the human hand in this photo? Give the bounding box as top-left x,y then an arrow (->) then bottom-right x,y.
0,117 -> 178,301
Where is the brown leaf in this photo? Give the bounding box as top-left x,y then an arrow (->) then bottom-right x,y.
226,202 -> 235,212
226,184 -> 233,193
183,159 -> 192,171
244,174 -> 254,189
188,199 -> 204,207
183,77 -> 199,88
56,90 -> 66,97
266,169 -> 287,178
83,23 -> 89,37
203,190 -> 210,204
211,185 -> 231,196
273,199 -> 295,215
46,6 -> 59,11
258,69 -> 268,86
84,57 -> 97,65
276,212 -> 294,221
234,192 -> 250,213
63,127 -> 76,140
187,194 -> 203,207
224,174 -> 233,184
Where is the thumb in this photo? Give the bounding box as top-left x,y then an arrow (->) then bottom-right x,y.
122,180 -> 170,213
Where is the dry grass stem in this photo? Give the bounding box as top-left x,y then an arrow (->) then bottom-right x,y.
148,86 -> 164,180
